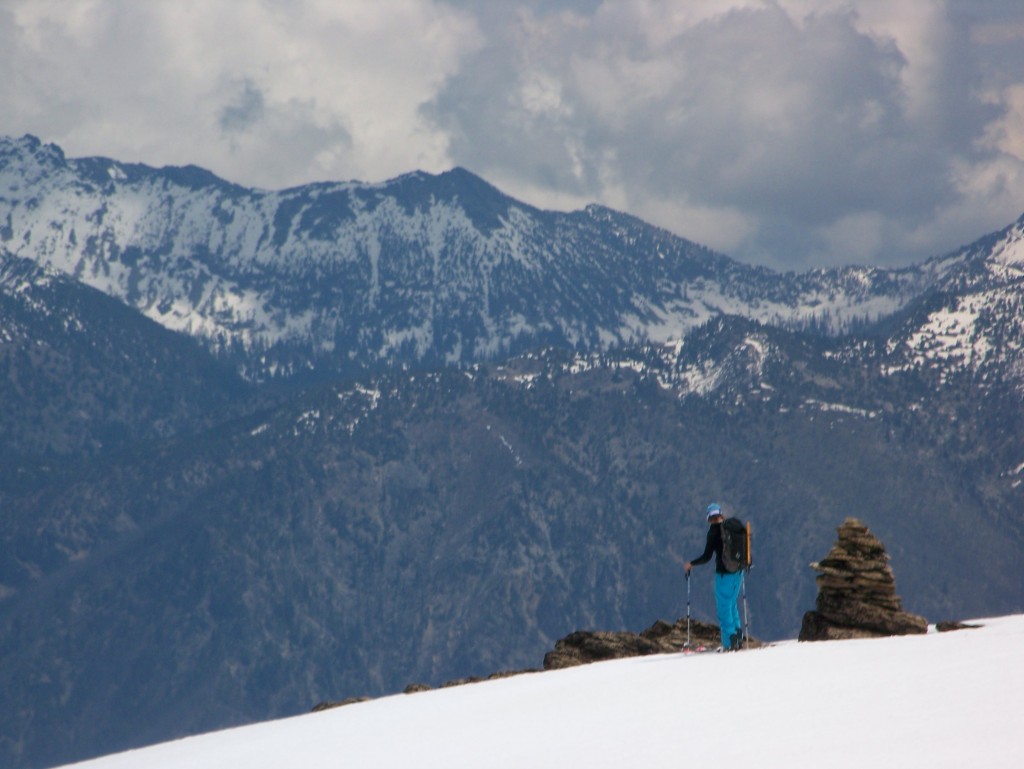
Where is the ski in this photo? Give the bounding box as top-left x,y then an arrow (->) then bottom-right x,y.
680,645 -> 713,655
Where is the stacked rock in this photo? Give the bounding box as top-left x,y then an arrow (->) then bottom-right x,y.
799,517 -> 927,641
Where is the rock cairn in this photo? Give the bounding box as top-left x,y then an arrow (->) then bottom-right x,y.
799,517 -> 927,641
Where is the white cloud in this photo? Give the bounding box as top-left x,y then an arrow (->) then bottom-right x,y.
425,0 -> 1024,269
0,0 -> 481,187
1,0 -> 1022,269
983,85 -> 1024,160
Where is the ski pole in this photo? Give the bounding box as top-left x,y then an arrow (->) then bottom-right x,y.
742,521 -> 752,645
741,568 -> 750,645
685,570 -> 691,649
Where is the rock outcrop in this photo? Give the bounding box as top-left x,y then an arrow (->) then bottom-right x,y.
936,620 -> 981,632
799,518 -> 927,641
543,617 -> 736,669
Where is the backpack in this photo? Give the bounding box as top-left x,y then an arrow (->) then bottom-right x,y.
720,517 -> 750,573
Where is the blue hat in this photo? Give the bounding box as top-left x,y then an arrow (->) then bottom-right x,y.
706,502 -> 722,519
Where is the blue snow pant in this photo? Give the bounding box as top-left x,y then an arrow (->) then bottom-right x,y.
715,571 -> 744,648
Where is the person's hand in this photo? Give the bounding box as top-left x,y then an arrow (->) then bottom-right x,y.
684,562 -> 692,575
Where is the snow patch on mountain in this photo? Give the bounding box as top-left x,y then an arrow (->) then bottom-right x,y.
907,299 -> 989,369
988,220 -> 1024,275
802,399 -> 879,419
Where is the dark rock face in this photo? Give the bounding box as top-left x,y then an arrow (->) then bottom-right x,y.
799,518 -> 928,641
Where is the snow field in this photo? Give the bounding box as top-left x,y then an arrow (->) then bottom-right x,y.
64,615 -> 1024,769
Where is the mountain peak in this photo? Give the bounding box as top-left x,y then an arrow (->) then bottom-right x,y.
379,165 -> 520,234
0,134 -> 63,160
0,134 -> 68,188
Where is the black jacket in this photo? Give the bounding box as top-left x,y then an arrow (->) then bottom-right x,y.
691,523 -> 727,574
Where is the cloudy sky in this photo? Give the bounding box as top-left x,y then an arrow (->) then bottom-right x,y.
2,0 -> 1023,271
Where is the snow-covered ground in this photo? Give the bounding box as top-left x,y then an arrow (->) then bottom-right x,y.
64,615 -> 1024,769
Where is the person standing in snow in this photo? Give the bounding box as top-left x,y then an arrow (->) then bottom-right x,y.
684,502 -> 744,650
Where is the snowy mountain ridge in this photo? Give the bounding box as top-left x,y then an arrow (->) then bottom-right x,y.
881,216 -> 1024,386
0,134 -> 956,383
